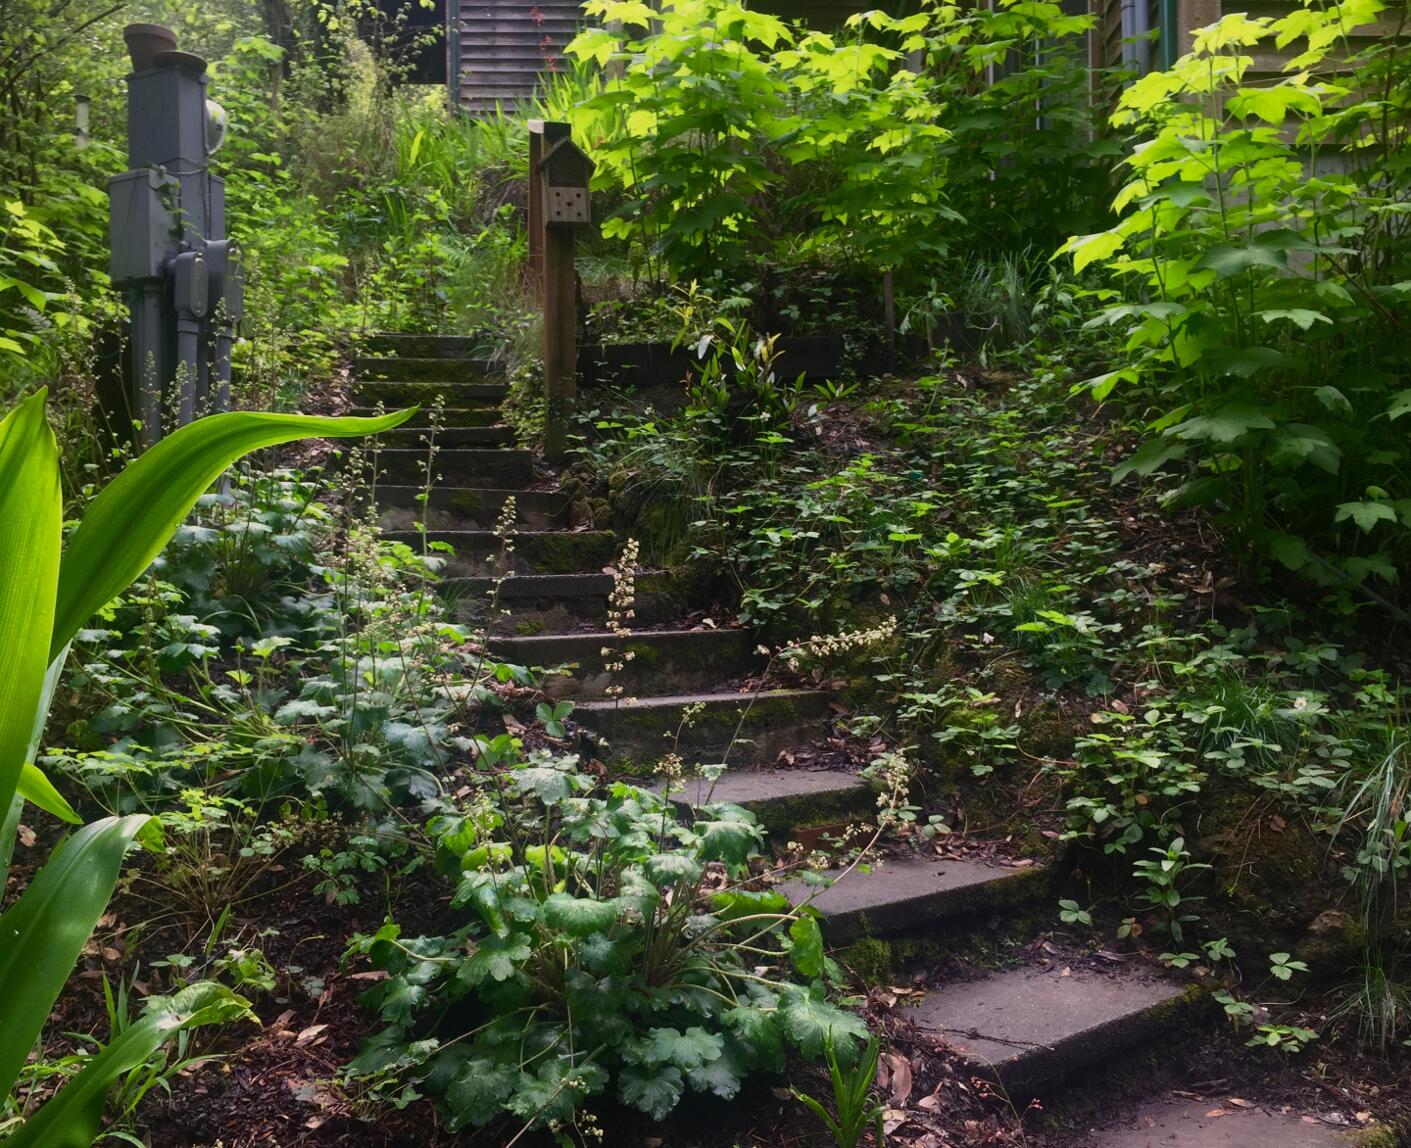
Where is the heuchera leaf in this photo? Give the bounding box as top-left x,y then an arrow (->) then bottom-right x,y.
543,893 -> 619,937
618,1063 -> 684,1119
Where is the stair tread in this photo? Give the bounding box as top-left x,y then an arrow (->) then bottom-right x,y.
1087,1095 -> 1359,1147
667,768 -> 869,807
576,688 -> 825,711
780,853 -> 1049,943
912,963 -> 1192,1091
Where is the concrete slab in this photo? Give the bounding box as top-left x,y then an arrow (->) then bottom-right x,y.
781,853 -> 1050,944
1087,1097 -> 1368,1147
575,689 -> 831,770
912,965 -> 1195,1094
666,769 -> 874,835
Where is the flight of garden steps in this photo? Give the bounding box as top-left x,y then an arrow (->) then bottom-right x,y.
347,336 -> 1372,1148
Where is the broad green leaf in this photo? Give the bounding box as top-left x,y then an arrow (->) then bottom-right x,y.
643,1026 -> 723,1071
695,817 -> 758,866
444,1058 -> 518,1128
1386,389 -> 1411,421
0,814 -> 149,1099
789,915 -> 826,978
6,982 -> 252,1148
1058,230 -> 1125,273
779,986 -> 868,1060
1171,401 -> 1275,444
0,391 -> 61,821
1312,385 -> 1352,416
542,893 -> 619,937
645,852 -> 703,886
17,762 -> 79,824
618,1064 -> 684,1119
1257,308 -> 1331,331
1112,437 -> 1187,483
1335,501 -> 1397,533
1265,533 -> 1310,571
51,408 -> 415,660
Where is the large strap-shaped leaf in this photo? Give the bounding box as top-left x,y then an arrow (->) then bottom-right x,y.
0,815 -> 149,1100
50,407 -> 416,660
5,982 -> 253,1148
0,390 -> 61,825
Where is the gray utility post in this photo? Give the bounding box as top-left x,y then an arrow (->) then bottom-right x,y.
108,23 -> 244,446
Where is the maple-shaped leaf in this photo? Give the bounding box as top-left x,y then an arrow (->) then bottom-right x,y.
619,1064 -> 684,1119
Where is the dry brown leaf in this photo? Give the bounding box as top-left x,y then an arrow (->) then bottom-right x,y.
295,1024 -> 329,1046
884,1052 -> 913,1106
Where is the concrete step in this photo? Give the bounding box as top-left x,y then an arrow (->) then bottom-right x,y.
354,356 -> 500,381
351,406 -> 502,428
374,487 -> 569,531
377,425 -> 516,449
376,448 -> 533,487
361,333 -> 492,358
782,854 -> 1050,945
381,529 -> 616,576
911,965 -> 1198,1096
1087,1095 -> 1379,1147
574,689 -> 831,771
444,571 -> 681,634
488,628 -> 761,699
351,381 -> 508,407
666,768 -> 875,837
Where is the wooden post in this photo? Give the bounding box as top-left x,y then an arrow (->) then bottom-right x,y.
527,120 -> 546,299
534,120 -> 581,463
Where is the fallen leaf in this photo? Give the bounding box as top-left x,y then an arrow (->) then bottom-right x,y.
295,1024 -> 329,1046
884,1052 -> 913,1106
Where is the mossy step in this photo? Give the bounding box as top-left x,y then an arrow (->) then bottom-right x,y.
1088,1096 -> 1393,1147
376,448 -> 532,487
354,356 -> 500,381
362,333 -> 492,358
665,769 -> 874,837
351,381 -> 508,407
909,965 -> 1199,1097
574,689 -> 831,771
351,406 -> 502,428
374,486 -> 568,530
781,854 -> 1050,945
488,628 -> 761,699
444,571 -> 681,633
380,530 -> 617,576
377,425 -> 516,448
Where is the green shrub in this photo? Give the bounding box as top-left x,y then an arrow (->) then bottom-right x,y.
1061,0 -> 1411,590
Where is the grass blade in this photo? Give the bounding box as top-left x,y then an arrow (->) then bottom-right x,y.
0,389 -> 61,821
0,815 -> 149,1099
50,407 -> 416,659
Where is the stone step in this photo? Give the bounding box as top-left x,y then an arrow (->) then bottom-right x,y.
354,356 -> 500,381
443,571 -> 681,633
910,965 -> 1198,1097
362,333 -> 492,358
488,628 -> 761,699
1087,1095 -> 1379,1147
381,530 -> 616,576
351,406 -> 502,428
376,448 -> 533,487
782,854 -> 1050,945
377,426 -> 516,449
351,381 -> 508,407
666,768 -> 875,837
374,487 -> 569,531
574,689 -> 831,771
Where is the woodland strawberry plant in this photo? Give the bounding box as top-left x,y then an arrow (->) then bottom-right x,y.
1061,0 -> 1411,593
